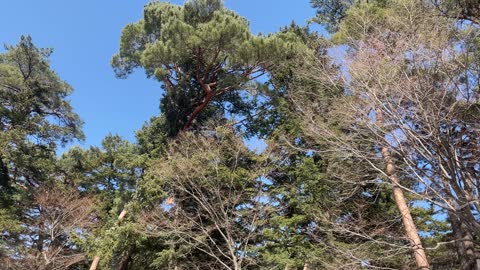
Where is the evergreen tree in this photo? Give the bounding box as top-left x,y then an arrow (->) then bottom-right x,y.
3,1 -> 480,269
112,0 -> 304,137
0,36 -> 85,269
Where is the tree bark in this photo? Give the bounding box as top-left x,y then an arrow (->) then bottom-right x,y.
116,249 -> 132,270
450,210 -> 480,270
183,84 -> 214,131
89,256 -> 100,270
377,109 -> 430,270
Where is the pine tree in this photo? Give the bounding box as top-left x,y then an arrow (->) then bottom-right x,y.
0,36 -> 85,269
112,0 -> 305,137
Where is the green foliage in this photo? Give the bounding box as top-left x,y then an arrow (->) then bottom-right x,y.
0,36 -> 83,192
0,36 -> 86,269
3,1 -> 479,269
133,128 -> 269,268
310,0 -> 389,34
112,0 -> 306,136
0,208 -> 21,255
0,36 -> 83,144
332,2 -> 388,44
310,0 -> 354,32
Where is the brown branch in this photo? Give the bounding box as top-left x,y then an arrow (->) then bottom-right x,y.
162,77 -> 173,93
183,84 -> 214,131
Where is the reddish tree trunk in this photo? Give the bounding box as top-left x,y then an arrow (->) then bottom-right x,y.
377,109 -> 430,270
183,84 -> 214,131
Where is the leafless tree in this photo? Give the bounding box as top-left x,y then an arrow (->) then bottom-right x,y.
139,130 -> 270,270
4,187 -> 97,270
289,1 -> 480,268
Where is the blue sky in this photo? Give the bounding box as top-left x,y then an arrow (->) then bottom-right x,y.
1,0 -> 315,150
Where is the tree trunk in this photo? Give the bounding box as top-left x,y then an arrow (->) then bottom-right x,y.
89,256 -> 100,270
449,210 -> 467,265
450,210 -> 480,270
442,173 -> 480,270
459,222 -> 480,270
116,249 -> 132,270
377,109 -> 430,270
36,233 -> 44,253
88,209 -> 128,270
183,84 -> 214,131
303,263 -> 311,270
118,209 -> 128,221
0,156 -> 9,188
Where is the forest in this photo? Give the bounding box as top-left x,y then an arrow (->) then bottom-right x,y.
1,0 -> 480,269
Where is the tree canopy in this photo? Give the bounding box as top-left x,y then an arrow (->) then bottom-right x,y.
2,0 -> 480,269
112,0 -> 305,136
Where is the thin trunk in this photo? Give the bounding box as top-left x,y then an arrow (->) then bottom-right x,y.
233,259 -> 240,270
0,156 -> 9,188
377,109 -> 430,270
303,263 -> 311,270
88,209 -> 128,270
36,233 -> 44,253
89,256 -> 100,270
118,209 -> 128,221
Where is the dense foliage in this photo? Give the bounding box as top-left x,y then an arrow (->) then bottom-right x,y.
1,0 -> 480,269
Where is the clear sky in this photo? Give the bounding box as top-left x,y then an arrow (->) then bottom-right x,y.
0,0 -> 315,149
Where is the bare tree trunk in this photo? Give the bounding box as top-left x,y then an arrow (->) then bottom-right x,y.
303,263 -> 311,270
377,109 -> 430,270
284,264 -> 294,270
89,256 -> 100,270
88,209 -> 128,270
118,209 -> 128,221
